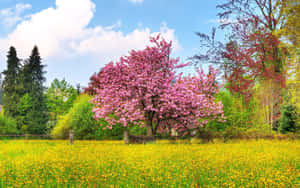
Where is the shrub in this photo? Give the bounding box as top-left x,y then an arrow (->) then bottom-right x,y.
0,114 -> 19,134
279,104 -> 299,133
208,89 -> 260,131
51,94 -> 125,140
197,127 -> 217,143
51,111 -> 72,139
222,127 -> 247,141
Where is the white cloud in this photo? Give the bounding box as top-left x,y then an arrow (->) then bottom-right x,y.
0,3 -> 32,28
207,18 -> 236,25
0,0 -> 181,65
74,21 -> 182,62
128,0 -> 144,4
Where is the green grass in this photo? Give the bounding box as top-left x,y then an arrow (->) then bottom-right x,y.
0,140 -> 299,187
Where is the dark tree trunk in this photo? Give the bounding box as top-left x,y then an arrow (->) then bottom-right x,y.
146,122 -> 153,136
145,112 -> 154,136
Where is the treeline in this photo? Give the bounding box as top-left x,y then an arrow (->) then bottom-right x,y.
0,46 -> 145,139
1,46 -> 47,134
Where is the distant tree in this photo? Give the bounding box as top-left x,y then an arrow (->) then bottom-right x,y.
84,72 -> 102,95
19,46 -> 48,134
46,78 -> 78,129
76,84 -> 82,95
2,46 -> 21,117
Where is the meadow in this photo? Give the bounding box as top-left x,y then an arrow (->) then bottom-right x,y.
0,140 -> 299,187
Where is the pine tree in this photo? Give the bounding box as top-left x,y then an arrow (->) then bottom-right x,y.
20,46 -> 48,134
2,46 -> 21,117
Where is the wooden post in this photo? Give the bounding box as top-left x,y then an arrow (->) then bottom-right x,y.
25,134 -> 28,141
124,130 -> 129,144
69,130 -> 74,145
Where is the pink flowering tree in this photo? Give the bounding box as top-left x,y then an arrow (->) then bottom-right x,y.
91,35 -> 224,139
158,67 -> 225,135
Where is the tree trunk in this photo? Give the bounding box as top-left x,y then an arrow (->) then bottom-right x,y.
146,120 -> 153,136
123,129 -> 129,144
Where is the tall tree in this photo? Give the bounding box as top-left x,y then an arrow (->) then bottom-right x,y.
282,0 -> 300,116
2,46 -> 21,117
281,0 -> 300,47
46,78 -> 78,129
19,46 -> 48,134
193,0 -> 289,128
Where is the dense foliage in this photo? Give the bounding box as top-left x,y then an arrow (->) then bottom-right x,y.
2,46 -> 48,134
279,104 -> 299,133
51,94 -> 124,140
192,0 -> 300,132
0,113 -> 19,135
46,78 -> 78,130
20,46 -> 48,134
2,47 -> 21,118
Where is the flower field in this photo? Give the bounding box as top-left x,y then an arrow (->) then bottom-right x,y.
0,140 -> 299,187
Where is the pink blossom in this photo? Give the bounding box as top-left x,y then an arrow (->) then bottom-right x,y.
91,35 -> 225,135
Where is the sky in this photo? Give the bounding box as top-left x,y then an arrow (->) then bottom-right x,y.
0,0 -> 224,87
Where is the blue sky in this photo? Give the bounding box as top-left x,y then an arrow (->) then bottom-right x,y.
0,0 -> 224,87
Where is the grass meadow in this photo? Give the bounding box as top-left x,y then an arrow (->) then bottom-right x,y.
0,139 -> 299,187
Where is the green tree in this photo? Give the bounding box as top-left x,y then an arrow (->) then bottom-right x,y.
16,93 -> 33,133
281,0 -> 300,117
46,78 -> 78,129
0,113 -> 19,135
20,46 -> 48,134
52,94 -> 124,140
279,104 -> 299,133
208,89 -> 260,131
2,46 -> 21,117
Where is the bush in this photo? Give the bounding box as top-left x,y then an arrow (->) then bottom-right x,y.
0,114 -> 19,134
279,104 -> 299,133
208,89 -> 260,131
222,127 -> 247,141
197,127 -> 218,143
51,111 -> 72,139
51,94 -> 125,140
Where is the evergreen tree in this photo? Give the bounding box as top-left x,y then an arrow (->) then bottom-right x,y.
20,46 -> 48,134
2,46 -> 21,117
